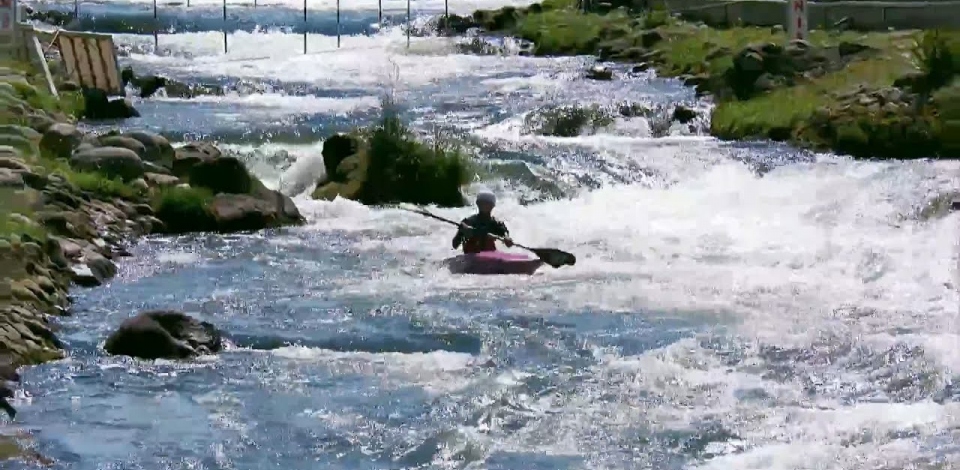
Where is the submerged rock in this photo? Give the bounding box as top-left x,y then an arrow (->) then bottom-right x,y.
104,310 -> 224,360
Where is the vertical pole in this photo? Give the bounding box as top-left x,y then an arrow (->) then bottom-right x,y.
223,0 -> 227,53
153,0 -> 158,51
786,0 -> 808,42
406,0 -> 410,48
187,0 -> 190,7
336,0 -> 340,48
73,0 -> 78,19
302,0 -> 307,54
444,0 -> 448,30
378,0 -> 382,26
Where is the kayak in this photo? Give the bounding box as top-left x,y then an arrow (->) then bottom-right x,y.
444,251 -> 544,275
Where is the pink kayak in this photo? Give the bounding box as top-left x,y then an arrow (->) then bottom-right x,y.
444,251 -> 544,275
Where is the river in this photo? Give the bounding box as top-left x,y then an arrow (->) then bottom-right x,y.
11,0 -> 960,468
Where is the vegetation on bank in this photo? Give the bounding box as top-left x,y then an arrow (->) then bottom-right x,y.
313,97 -> 473,207
459,0 -> 960,159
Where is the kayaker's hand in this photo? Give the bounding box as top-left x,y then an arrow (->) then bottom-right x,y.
503,237 -> 514,247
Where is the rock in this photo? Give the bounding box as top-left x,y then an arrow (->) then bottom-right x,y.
208,193 -> 295,232
98,135 -> 147,159
188,156 -> 253,194
321,134 -> 359,183
631,63 -> 650,74
0,125 -> 42,144
639,30 -> 664,48
0,145 -> 22,160
0,156 -> 30,172
70,248 -> 117,287
171,142 -> 221,179
70,147 -> 144,181
103,310 -> 223,360
585,65 -> 613,81
130,178 -> 149,193
123,131 -> 174,169
40,123 -> 83,160
81,88 -> 140,120
0,135 -> 35,157
143,172 -> 180,187
672,105 -> 698,124
0,168 -> 25,188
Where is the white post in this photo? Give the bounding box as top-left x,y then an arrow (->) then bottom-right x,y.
787,0 -> 808,42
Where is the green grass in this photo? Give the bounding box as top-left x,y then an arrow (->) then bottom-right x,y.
69,171 -> 139,200
0,60 -> 84,125
356,97 -> 472,207
151,185 -> 216,233
515,8 -> 631,55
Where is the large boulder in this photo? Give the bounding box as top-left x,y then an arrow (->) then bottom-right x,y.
70,147 -> 145,181
154,142 -> 304,234
321,133 -> 360,183
188,156 -> 253,194
104,310 -> 223,360
98,135 -> 147,159
123,131 -> 174,169
81,88 -> 140,120
171,142 -> 221,178
40,123 -> 83,160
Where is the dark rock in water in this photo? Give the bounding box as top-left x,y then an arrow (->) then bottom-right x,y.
70,249 -> 117,287
208,193 -> 291,232
189,156 -> 253,194
70,146 -> 145,181
23,6 -> 75,27
321,133 -> 360,183
121,66 -> 224,99
104,310 -> 224,360
951,198 -> 960,211
0,360 -> 20,419
585,65 -> 613,81
155,141 -> 304,234
81,88 -> 140,120
436,14 -> 480,35
171,141 -> 221,178
672,105 -> 698,124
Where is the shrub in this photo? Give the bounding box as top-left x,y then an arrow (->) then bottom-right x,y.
358,97 -> 471,207
910,30 -> 960,94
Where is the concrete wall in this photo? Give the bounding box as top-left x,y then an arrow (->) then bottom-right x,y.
651,0 -> 960,30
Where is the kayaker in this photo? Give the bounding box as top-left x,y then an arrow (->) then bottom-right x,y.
452,192 -> 514,254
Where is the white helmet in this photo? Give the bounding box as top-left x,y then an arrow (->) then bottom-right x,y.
476,191 -> 496,205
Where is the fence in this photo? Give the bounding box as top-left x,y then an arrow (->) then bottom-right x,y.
65,0 -> 453,54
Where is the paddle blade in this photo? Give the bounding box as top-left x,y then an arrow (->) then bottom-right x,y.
530,248 -> 576,268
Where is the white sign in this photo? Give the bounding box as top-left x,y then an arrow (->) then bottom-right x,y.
787,0 -> 808,41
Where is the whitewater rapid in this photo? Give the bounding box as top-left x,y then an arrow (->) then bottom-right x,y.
16,2 -> 960,468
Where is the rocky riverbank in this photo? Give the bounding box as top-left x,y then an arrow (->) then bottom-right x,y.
0,59 -> 305,456
444,0 -> 960,160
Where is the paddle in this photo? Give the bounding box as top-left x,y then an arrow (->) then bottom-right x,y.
402,207 -> 577,269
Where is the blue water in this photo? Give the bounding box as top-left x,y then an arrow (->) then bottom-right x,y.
13,2 -> 960,469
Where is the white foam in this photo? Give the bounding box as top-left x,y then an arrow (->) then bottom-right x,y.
151,92 -> 380,115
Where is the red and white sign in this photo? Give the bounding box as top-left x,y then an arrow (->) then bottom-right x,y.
787,0 -> 808,41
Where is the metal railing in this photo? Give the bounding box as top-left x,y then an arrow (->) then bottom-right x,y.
64,0 -> 454,54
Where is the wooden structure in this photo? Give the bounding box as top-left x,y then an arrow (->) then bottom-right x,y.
51,30 -> 122,95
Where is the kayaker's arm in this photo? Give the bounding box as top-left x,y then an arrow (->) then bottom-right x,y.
493,220 -> 514,247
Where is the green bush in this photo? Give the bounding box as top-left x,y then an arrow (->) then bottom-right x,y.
151,186 -> 216,233
910,30 -> 960,94
359,97 -> 471,207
